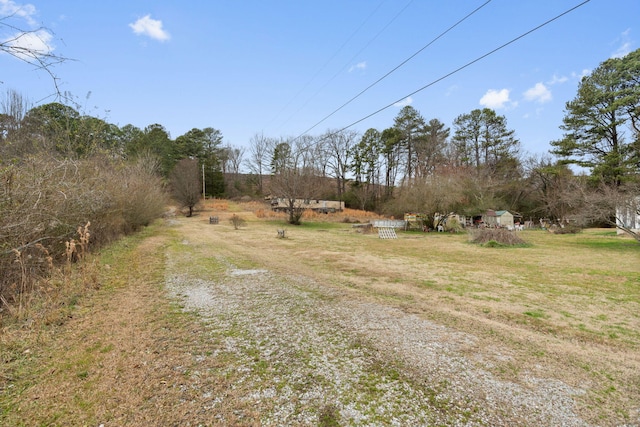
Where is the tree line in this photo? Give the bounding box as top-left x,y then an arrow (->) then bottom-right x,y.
243,48 -> 639,235
1,45 -> 638,314
0,92 -> 235,309
3,48 -> 637,234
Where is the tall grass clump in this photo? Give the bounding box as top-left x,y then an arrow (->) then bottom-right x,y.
0,153 -> 167,319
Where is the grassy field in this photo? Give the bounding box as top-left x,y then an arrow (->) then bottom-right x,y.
197,200 -> 640,423
1,199 -> 638,425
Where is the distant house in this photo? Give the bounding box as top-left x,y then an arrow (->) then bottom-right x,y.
269,198 -> 345,213
483,210 -> 515,229
616,197 -> 640,236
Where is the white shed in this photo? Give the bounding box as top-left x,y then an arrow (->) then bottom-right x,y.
616,197 -> 640,235
484,210 -> 515,229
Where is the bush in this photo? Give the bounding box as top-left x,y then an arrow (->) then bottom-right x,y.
0,154 -> 167,317
550,224 -> 582,234
229,214 -> 246,230
445,217 -> 464,233
469,228 -> 527,246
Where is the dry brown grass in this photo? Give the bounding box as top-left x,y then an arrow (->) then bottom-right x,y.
1,227 -> 261,426
468,228 -> 527,246
207,198 -> 230,211
182,203 -> 640,425
205,199 -> 382,223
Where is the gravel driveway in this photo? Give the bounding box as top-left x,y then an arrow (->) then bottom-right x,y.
165,250 -> 591,426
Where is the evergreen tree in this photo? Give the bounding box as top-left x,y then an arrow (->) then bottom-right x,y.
551,48 -> 640,186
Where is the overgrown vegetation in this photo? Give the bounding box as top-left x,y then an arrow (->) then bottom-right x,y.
468,228 -> 527,246
0,154 -> 167,318
169,158 -> 201,217
229,214 -> 247,229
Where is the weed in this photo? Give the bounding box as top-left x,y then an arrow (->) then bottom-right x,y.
524,310 -> 548,319
229,214 -> 247,230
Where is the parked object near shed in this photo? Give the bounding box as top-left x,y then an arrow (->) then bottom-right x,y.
404,213 -> 428,230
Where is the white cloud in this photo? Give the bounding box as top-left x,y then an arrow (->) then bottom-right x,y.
547,74 -> 568,85
445,84 -> 459,97
2,28 -> 54,59
394,96 -> 413,107
479,89 -> 510,109
0,1 -> 55,60
612,42 -> 632,59
349,61 -> 366,72
611,28 -> 632,58
523,82 -> 551,103
571,69 -> 590,80
0,0 -> 37,26
129,15 -> 171,42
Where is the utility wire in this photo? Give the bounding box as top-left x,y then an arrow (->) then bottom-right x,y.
264,0 -> 387,131
294,0 -> 493,138
274,0 -> 415,133
319,0 -> 591,141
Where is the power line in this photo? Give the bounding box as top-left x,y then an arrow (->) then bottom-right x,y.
282,0 -> 590,160
330,0 -> 591,137
294,0 -> 493,138
274,0 -> 415,133
263,0 -> 388,131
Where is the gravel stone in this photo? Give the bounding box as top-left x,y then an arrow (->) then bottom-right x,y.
165,260 -> 592,426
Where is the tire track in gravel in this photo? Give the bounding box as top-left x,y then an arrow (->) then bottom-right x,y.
165,249 -> 589,427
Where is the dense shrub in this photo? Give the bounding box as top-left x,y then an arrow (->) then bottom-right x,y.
468,228 -> 527,246
0,154 -> 167,315
550,224 -> 582,234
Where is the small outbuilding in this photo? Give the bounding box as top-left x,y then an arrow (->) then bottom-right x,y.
616,196 -> 640,235
483,210 -> 515,229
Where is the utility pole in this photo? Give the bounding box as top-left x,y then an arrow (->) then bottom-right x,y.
202,163 -> 206,200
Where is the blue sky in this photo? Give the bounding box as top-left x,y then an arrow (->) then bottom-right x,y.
1,0 -> 638,159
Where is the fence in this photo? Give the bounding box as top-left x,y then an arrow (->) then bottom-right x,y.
371,220 -> 407,229
378,227 -> 398,239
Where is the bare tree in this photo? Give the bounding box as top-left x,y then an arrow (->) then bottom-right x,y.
268,137 -> 322,225
322,129 -> 357,201
576,182 -> 640,242
384,165 -> 468,228
223,144 -> 245,175
245,133 -> 273,194
0,89 -> 30,138
169,158 -> 201,217
1,7 -> 71,96
526,156 -> 582,223
221,144 -> 245,197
